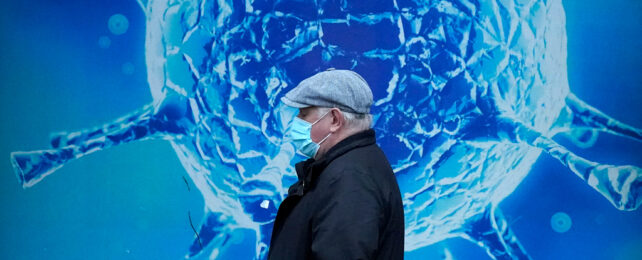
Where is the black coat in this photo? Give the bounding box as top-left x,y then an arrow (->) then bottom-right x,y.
268,129 -> 404,260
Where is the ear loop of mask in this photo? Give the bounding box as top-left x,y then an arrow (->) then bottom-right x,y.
317,131 -> 332,145
311,109 -> 331,125
311,109 -> 334,149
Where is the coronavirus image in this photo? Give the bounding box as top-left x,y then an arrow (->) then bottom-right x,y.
1,0 -> 641,259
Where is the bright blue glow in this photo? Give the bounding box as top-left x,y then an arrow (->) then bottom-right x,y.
6,0 -> 642,259
551,212 -> 572,233
121,62 -> 135,75
98,35 -> 111,49
108,13 -> 129,35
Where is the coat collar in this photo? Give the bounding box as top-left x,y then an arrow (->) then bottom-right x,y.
291,129 -> 376,195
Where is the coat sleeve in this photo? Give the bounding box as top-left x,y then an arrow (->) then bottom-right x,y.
310,169 -> 385,260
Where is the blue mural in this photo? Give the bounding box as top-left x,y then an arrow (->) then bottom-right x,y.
1,0 -> 641,259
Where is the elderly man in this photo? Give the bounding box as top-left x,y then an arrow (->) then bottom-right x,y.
268,69 -> 404,259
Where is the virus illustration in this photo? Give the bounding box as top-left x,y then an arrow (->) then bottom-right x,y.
10,0 -> 641,259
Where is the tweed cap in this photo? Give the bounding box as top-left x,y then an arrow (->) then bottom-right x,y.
281,69 -> 373,114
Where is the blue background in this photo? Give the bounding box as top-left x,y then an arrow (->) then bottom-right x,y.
1,0 -> 641,259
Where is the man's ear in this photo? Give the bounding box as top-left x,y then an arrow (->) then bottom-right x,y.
329,108 -> 344,132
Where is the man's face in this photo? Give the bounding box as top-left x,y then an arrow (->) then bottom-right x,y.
297,107 -> 333,143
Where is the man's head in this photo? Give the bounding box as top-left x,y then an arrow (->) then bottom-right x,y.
281,69 -> 374,159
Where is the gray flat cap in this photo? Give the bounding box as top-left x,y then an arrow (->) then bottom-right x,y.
281,69 -> 373,114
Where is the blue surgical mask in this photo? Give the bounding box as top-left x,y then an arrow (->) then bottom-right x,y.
286,111 -> 332,158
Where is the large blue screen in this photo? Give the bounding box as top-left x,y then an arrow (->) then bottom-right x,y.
1,0 -> 641,259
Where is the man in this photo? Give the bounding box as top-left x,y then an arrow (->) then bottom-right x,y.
268,69 -> 404,259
